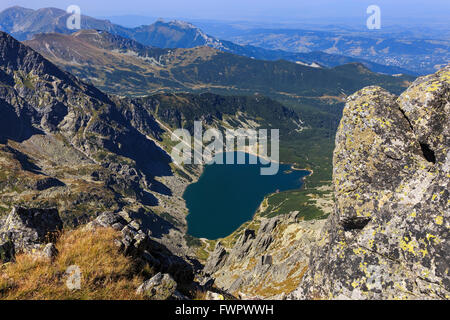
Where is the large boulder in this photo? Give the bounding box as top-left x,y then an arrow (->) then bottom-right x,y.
293,66 -> 450,300
0,207 -> 63,254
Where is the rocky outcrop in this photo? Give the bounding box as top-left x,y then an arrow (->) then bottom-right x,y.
136,272 -> 178,300
206,212 -> 325,299
292,66 -> 449,300
203,242 -> 228,275
0,206 -> 63,259
87,212 -> 195,284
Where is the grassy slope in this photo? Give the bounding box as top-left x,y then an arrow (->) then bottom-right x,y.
0,227 -> 154,300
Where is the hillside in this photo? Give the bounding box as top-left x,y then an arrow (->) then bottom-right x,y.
24,30 -> 414,103
293,66 -> 450,299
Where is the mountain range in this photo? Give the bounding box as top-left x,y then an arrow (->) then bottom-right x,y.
23,30 -> 414,102
0,6 -> 416,75
226,27 -> 450,75
205,65 -> 450,300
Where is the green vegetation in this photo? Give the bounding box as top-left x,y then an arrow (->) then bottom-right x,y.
260,188 -> 332,220
184,234 -> 202,248
26,31 -> 414,105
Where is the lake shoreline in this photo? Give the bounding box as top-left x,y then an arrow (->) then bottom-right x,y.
184,151 -> 311,239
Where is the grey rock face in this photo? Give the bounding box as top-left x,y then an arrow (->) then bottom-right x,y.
259,255 -> 273,267
205,291 -> 225,300
0,206 -> 63,254
136,272 -> 177,300
206,213 -> 325,299
293,66 -> 450,300
172,290 -> 189,300
203,242 -> 228,275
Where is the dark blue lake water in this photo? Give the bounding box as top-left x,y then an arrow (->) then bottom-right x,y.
183,152 -> 310,239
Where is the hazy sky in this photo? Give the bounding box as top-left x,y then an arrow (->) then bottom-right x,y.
1,0 -> 449,24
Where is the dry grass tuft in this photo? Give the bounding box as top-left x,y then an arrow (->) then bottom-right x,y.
0,227 -> 154,300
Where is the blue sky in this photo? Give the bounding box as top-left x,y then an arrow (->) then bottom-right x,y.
1,0 -> 449,24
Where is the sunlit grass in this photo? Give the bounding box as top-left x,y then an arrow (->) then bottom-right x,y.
0,227 -> 154,300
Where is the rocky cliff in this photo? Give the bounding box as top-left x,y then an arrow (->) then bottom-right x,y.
204,212 -> 325,299
290,66 -> 449,300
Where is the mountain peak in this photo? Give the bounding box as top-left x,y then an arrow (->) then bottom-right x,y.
34,7 -> 66,15
1,5 -> 30,11
167,20 -> 198,30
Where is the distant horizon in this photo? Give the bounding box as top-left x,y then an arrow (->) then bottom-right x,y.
1,1 -> 449,27
97,14 -> 449,29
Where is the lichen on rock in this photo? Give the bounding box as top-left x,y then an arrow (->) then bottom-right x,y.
291,65 -> 449,300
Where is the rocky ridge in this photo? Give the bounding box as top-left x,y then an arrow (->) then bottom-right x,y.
204,212 -> 325,299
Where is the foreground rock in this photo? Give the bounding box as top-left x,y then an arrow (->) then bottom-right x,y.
292,66 -> 449,300
87,212 -> 195,284
0,207 -> 63,261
